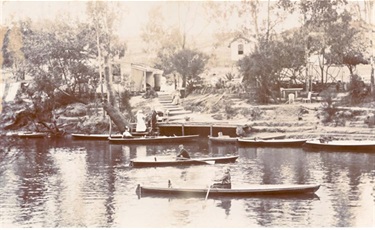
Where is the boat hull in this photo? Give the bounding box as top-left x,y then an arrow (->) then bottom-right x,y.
303,140 -> 375,152
18,132 -> 47,138
238,138 -> 308,147
208,136 -> 238,143
136,184 -> 320,197
108,135 -> 200,144
130,155 -> 238,168
71,134 -> 122,140
208,134 -> 287,144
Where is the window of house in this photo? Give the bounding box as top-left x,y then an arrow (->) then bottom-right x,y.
238,44 -> 244,55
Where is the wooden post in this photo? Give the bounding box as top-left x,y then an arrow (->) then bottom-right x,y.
210,125 -> 213,137
182,124 -> 185,136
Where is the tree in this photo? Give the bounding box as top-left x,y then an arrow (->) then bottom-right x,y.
323,11 -> 368,78
142,1 -> 208,85
21,19 -> 97,104
171,49 -> 209,93
205,0 -> 292,44
0,26 -> 6,71
277,0 -> 370,91
86,1 -> 128,133
238,38 -> 281,104
2,23 -> 26,81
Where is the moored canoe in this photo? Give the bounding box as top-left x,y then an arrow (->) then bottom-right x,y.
303,139 -> 375,152
18,132 -> 47,138
108,134 -> 200,144
71,133 -> 122,140
238,138 -> 308,147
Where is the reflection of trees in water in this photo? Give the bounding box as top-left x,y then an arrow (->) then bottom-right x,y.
240,148 -> 311,184
2,138 -> 57,223
319,152 -> 372,227
243,198 -> 314,227
209,143 -> 238,156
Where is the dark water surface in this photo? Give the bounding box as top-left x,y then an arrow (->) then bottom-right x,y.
0,137 -> 374,228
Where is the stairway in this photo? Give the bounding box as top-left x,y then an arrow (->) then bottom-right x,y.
157,92 -> 192,122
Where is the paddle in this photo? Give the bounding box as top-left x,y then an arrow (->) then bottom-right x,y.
192,159 -> 215,165
177,158 -> 215,165
205,185 -> 211,200
202,184 -> 212,209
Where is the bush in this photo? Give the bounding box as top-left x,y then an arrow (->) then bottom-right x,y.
240,107 -> 263,120
320,92 -> 338,124
349,74 -> 369,105
224,103 -> 236,119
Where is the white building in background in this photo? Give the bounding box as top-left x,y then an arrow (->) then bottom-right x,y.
129,63 -> 164,92
228,35 -> 257,61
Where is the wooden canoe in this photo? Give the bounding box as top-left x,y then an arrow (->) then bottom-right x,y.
237,138 -> 308,147
71,133 -> 123,140
303,139 -> 375,152
208,134 -> 286,144
136,184 -> 320,197
108,134 -> 200,144
130,155 -> 238,167
18,132 -> 47,138
208,135 -> 238,143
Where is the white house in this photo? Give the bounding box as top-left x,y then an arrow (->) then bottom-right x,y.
228,35 -> 257,61
129,63 -> 164,92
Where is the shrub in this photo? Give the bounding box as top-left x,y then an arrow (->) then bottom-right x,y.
224,103 -> 236,119
349,74 -> 369,105
320,91 -> 339,125
240,107 -> 263,120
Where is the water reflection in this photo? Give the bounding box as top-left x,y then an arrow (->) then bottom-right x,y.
217,199 -> 231,216
0,137 -> 373,227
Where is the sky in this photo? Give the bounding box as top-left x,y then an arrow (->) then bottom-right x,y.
0,0 -> 217,39
0,0 -> 371,52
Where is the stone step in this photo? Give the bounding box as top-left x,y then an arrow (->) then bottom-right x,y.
159,100 -> 173,104
164,107 -> 184,111
167,110 -> 192,116
250,121 -> 319,127
162,105 -> 181,108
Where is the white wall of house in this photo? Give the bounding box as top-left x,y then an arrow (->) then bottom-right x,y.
229,38 -> 255,61
129,64 -> 163,92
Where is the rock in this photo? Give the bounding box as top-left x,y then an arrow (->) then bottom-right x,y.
64,103 -> 87,117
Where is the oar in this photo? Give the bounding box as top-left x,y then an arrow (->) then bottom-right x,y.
187,159 -> 215,165
194,160 -> 215,165
205,185 -> 211,200
202,184 -> 212,208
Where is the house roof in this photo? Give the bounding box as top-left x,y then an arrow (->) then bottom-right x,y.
131,63 -> 163,74
228,35 -> 257,47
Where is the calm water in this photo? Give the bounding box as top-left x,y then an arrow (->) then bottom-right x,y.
0,137 -> 374,228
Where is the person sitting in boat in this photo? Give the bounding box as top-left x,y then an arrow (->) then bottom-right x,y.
212,167 -> 231,189
122,126 -> 132,138
176,144 -> 190,159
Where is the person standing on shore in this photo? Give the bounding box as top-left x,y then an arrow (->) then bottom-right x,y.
151,108 -> 158,132
136,110 -> 146,132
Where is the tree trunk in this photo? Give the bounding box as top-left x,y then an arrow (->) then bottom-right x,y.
103,102 -> 129,133
104,55 -> 117,108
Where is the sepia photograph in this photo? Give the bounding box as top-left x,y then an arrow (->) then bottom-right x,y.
0,0 -> 374,228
